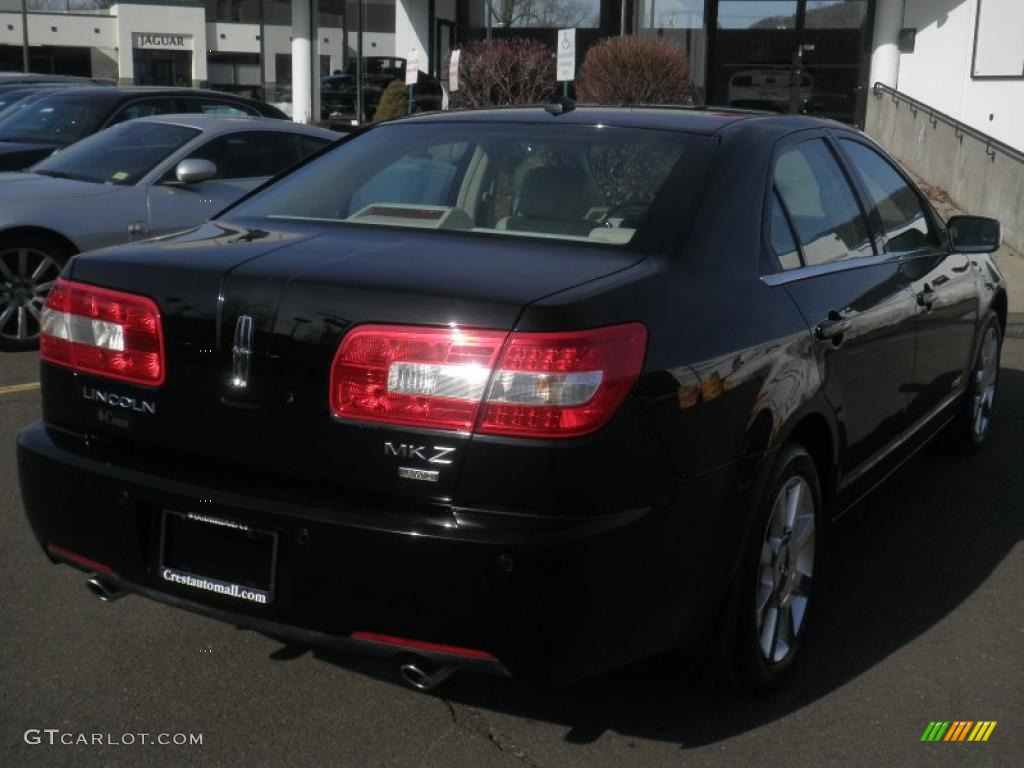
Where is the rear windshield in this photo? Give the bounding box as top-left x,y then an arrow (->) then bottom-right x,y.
226,122 -> 695,247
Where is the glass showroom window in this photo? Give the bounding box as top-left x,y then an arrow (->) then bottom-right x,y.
634,0 -> 707,103
483,0 -> 601,28
27,0 -> 111,10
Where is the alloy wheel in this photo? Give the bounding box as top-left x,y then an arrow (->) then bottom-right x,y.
971,325 -> 999,440
756,475 -> 816,664
0,247 -> 61,343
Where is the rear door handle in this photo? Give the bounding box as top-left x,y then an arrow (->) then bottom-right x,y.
815,315 -> 851,341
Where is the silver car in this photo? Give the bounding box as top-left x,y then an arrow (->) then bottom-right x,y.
0,114 -> 335,349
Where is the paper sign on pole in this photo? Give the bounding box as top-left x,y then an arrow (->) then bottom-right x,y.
449,49 -> 460,92
405,49 -> 420,86
557,28 -> 576,82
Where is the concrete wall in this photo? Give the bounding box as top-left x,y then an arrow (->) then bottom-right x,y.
26,13 -> 117,49
344,31 -> 394,59
866,86 -> 1024,255
207,21 -> 261,55
0,12 -> 116,48
113,3 -> 207,86
90,46 -> 118,80
0,14 -> 20,47
395,0 -> 427,68
896,0 -> 1024,152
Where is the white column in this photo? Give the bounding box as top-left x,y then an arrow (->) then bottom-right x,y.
396,0 -> 430,72
291,0 -> 312,123
869,0 -> 906,89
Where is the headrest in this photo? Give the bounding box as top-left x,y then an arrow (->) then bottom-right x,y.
516,167 -> 593,221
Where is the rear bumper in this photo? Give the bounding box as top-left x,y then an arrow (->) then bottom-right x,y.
18,421 -> 739,683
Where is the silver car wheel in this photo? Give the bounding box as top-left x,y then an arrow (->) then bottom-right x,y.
971,325 -> 999,440
0,247 -> 61,343
756,475 -> 815,664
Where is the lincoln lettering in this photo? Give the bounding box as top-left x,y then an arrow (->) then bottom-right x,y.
82,387 -> 156,415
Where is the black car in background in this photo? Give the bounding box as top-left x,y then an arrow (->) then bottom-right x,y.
321,57 -> 443,122
0,86 -> 286,170
18,107 -> 1006,694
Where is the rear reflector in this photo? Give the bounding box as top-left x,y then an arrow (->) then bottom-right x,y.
40,278 -> 165,386
330,322 -> 646,438
350,631 -> 497,661
45,543 -> 117,577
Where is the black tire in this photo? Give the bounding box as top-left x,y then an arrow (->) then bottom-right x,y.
943,314 -> 1001,454
698,443 -> 824,694
0,234 -> 70,352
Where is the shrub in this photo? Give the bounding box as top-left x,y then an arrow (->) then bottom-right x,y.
452,39 -> 556,109
373,79 -> 411,122
578,36 -> 692,106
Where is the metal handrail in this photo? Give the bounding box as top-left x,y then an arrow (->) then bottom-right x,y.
872,82 -> 1024,166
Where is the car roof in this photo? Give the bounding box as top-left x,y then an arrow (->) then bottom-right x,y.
0,73 -> 101,83
0,82 -> 84,94
19,86 -> 260,103
131,113 -> 337,138
399,105 -> 841,137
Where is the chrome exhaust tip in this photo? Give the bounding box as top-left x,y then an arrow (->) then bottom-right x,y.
86,577 -> 124,603
399,660 -> 455,692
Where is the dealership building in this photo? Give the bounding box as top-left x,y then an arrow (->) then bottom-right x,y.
0,1 -> 1021,149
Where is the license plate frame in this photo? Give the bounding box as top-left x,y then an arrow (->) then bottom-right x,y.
158,509 -> 278,606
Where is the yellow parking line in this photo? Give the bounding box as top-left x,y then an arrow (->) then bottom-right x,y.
0,381 -> 40,396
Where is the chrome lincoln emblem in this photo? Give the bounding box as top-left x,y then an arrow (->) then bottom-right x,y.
230,314 -> 254,388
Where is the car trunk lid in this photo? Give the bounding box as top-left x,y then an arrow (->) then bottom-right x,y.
45,221 -> 641,505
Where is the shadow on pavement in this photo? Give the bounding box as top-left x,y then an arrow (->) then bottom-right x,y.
301,367 -> 1023,748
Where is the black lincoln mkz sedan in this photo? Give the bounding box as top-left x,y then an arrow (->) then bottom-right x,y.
18,106 -> 1006,693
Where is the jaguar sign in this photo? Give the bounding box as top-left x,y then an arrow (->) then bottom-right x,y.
133,33 -> 192,51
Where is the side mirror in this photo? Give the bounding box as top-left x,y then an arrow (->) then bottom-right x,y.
948,215 -> 1001,254
174,158 -> 217,185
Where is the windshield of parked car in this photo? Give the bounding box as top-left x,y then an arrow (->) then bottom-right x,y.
226,122 -> 691,247
0,94 -> 109,145
0,91 -> 39,116
31,122 -> 199,185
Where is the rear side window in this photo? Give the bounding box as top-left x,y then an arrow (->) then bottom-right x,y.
188,131 -> 301,179
300,136 -> 331,158
774,139 -> 873,266
187,98 -> 259,116
770,190 -> 802,270
109,98 -> 179,125
839,139 -> 939,253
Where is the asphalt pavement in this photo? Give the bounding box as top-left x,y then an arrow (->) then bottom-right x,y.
1,345 -> 1021,768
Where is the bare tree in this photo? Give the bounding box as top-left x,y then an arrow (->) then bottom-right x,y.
492,0 -> 598,29
453,39 -> 556,108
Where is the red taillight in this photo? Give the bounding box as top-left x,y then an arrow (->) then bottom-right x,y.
40,278 -> 165,387
330,322 -> 646,438
478,324 -> 648,437
329,325 -> 507,431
